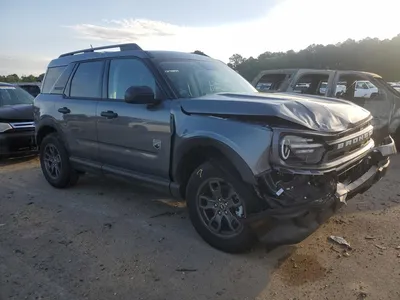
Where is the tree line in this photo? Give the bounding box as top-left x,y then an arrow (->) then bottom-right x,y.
2,35 -> 400,84
0,73 -> 44,83
228,34 -> 400,82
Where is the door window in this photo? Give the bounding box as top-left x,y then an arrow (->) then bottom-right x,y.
356,82 -> 368,89
293,74 -> 329,95
108,58 -> 156,99
255,74 -> 286,92
70,61 -> 104,98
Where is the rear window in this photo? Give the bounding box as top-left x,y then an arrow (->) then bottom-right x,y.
42,66 -> 66,94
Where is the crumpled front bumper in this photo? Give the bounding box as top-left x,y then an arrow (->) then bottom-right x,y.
247,136 -> 397,247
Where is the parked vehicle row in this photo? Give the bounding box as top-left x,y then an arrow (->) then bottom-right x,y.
31,44 -> 396,253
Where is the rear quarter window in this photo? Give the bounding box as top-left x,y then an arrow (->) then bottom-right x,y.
42,66 -> 66,94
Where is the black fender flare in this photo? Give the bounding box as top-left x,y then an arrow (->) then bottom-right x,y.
35,117 -> 67,149
172,136 -> 257,185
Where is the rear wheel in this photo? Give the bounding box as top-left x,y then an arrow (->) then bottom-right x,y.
186,160 -> 258,253
39,133 -> 79,188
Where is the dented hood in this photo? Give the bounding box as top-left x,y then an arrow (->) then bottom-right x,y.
180,92 -> 371,132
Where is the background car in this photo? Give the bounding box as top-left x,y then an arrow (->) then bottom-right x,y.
0,83 -> 36,158
14,82 -> 41,97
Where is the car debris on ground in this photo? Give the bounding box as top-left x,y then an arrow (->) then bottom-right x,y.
374,244 -> 387,250
328,236 -> 352,249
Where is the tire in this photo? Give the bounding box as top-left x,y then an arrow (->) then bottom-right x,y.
39,133 -> 79,188
394,127 -> 400,150
186,160 -> 258,253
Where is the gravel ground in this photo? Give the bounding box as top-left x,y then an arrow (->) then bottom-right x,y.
1,156 -> 400,300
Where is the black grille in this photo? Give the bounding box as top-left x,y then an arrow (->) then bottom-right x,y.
323,120 -> 373,163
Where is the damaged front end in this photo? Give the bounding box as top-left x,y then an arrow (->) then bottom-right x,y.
246,121 -> 397,247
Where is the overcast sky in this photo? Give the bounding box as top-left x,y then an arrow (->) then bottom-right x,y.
1,0 -> 399,75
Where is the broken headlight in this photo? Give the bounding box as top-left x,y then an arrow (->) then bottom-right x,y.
279,135 -> 325,164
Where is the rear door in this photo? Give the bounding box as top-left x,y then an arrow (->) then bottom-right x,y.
56,60 -> 104,162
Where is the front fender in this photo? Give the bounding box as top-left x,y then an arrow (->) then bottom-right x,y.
173,113 -> 273,184
35,116 -> 67,148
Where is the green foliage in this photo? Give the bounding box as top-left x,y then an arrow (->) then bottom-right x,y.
229,35 -> 400,82
0,73 -> 44,83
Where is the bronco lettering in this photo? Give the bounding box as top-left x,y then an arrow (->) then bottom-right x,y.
337,130 -> 373,150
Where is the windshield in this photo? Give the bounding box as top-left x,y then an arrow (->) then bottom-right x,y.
158,59 -> 257,98
0,85 -> 34,107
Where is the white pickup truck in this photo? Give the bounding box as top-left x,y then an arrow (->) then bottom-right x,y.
353,80 -> 379,98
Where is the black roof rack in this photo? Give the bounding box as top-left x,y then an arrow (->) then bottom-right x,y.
59,43 -> 142,58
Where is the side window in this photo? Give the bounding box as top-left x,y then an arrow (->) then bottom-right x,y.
255,74 -> 286,92
42,66 -> 66,94
108,58 -> 156,99
293,74 -> 329,96
356,82 -> 368,89
70,61 -> 104,98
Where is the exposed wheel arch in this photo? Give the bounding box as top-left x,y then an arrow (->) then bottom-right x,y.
36,125 -> 57,148
36,118 -> 66,149
173,138 -> 256,199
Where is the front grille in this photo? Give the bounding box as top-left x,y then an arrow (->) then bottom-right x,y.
323,120 -> 373,163
9,122 -> 35,131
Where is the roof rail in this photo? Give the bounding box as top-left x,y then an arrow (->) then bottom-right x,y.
59,43 -> 142,58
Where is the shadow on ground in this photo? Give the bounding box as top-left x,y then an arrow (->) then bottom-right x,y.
0,154 -> 38,167
1,155 -> 399,299
0,160 -> 295,300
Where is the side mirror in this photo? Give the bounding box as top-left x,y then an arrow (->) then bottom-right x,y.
124,86 -> 157,105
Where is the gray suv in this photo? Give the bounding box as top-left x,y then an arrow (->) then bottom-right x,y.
34,43 -> 397,253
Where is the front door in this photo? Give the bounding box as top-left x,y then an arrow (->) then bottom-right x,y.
96,57 -> 171,179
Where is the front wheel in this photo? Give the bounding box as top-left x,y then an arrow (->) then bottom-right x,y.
186,161 -> 257,253
39,133 -> 79,188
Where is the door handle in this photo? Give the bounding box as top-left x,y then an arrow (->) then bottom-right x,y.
58,107 -> 71,114
100,110 -> 118,119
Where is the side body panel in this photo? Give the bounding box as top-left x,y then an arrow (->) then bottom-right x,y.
96,99 -> 172,178
171,100 -> 274,185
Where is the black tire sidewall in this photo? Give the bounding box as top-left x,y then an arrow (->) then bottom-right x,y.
186,161 -> 257,253
39,133 -> 77,188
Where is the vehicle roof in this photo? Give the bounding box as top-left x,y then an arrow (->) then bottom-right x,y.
0,82 -> 14,86
48,49 -> 213,68
15,82 -> 41,86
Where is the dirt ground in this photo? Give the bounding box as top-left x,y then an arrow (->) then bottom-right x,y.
1,156 -> 400,300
